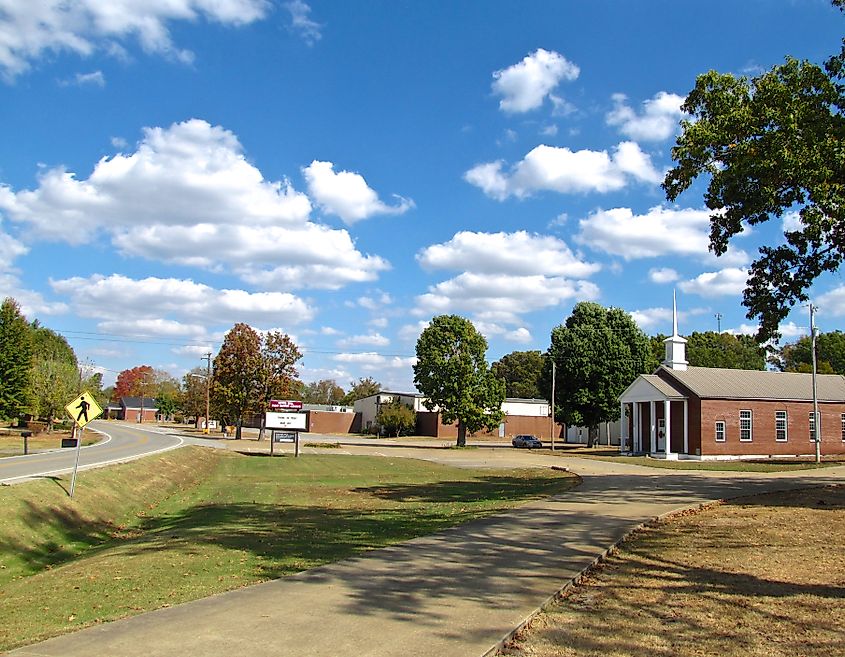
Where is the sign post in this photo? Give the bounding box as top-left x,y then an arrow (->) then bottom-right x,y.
64,391 -> 104,498
265,411 -> 306,457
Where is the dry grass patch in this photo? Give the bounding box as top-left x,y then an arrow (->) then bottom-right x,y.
0,428 -> 100,456
502,485 -> 845,657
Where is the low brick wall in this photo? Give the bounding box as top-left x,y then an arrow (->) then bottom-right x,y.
306,410 -> 360,434
416,411 -> 564,440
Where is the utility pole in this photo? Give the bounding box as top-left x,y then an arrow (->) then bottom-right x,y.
139,377 -> 146,423
714,313 -> 723,333
810,303 -> 821,464
202,352 -> 212,434
550,360 -> 556,452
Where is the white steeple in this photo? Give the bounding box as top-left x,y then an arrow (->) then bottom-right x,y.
662,290 -> 688,371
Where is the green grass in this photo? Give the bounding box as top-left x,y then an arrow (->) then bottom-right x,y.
0,447 -> 576,651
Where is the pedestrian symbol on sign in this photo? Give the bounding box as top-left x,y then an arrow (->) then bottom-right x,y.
65,392 -> 103,429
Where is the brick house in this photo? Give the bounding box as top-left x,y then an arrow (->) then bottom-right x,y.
619,300 -> 845,459
117,397 -> 159,423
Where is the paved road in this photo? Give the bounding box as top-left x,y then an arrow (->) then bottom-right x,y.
0,421 -> 183,484
9,446 -> 844,657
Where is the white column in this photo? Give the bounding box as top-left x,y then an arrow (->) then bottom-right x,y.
683,399 -> 689,455
664,399 -> 672,457
649,400 -> 656,454
620,402 -> 627,452
632,402 -> 640,452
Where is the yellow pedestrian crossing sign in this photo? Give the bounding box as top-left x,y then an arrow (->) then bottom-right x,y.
65,392 -> 103,429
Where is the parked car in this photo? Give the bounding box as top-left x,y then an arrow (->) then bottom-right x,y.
511,434 -> 542,449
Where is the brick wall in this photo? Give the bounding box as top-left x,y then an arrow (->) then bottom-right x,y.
416,411 -> 565,439
699,398 -> 845,456
306,410 -> 360,434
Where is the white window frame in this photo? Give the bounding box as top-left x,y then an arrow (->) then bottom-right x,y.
841,413 -> 845,442
775,410 -> 788,442
809,411 -> 821,442
715,420 -> 726,443
739,410 -> 752,442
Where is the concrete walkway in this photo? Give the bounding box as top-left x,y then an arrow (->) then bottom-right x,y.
10,454 -> 844,657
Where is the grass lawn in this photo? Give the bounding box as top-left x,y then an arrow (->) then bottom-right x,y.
548,446 -> 841,472
0,447 -> 576,651
0,428 -> 100,457
501,484 -> 845,657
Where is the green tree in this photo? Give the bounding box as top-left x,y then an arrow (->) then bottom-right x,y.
30,358 -> 78,431
648,334 -> 668,370
212,323 -> 261,439
182,367 -> 210,428
255,331 -> 303,440
664,2 -> 845,341
413,315 -> 505,447
549,303 -> 651,447
376,401 -> 416,437
777,330 -> 845,374
340,377 -> 381,405
686,332 -> 766,370
30,322 -> 76,365
491,350 -> 545,399
0,298 -> 34,423
301,379 -> 345,405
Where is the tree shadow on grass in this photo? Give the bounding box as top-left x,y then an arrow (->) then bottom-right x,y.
353,474 -> 574,503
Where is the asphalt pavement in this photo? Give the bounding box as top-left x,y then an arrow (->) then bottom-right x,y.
9,445 -> 843,657
0,421 -> 184,484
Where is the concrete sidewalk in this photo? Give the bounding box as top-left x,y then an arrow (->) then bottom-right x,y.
11,459 -> 844,657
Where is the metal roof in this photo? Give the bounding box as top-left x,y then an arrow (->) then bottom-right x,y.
641,374 -> 687,399
658,366 -> 845,402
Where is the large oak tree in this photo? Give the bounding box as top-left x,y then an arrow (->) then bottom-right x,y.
549,303 -> 651,447
664,1 -> 845,341
413,315 -> 505,447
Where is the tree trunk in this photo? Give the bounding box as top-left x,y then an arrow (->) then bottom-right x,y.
587,425 -> 598,448
258,414 -> 266,441
456,421 -> 467,447
236,417 -> 242,440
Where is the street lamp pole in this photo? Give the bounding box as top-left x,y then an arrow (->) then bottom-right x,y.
202,352 -> 212,434
810,303 -> 821,464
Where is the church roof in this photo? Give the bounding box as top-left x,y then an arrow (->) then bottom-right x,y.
658,366 -> 845,402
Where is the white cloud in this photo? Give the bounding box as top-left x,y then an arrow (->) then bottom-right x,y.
679,268 -> 748,298
492,49 -> 579,114
302,160 -> 414,224
540,124 -> 558,137
0,222 -> 27,268
576,205 -> 749,265
416,272 -> 599,324
464,141 -> 661,200
368,317 -> 388,329
417,230 -> 599,278
284,0 -> 322,46
357,292 -> 392,310
630,307 -> 673,331
606,92 -> 685,141
59,70 -> 106,87
782,210 -> 802,233
0,0 -> 269,79
337,333 -> 390,348
0,272 -> 68,318
174,344 -> 216,357
649,267 -> 679,284
49,274 -> 315,330
0,119 -> 388,289
416,230 -> 600,326
398,320 -> 429,342
817,285 -> 845,317
320,326 -> 341,335
505,327 -> 532,343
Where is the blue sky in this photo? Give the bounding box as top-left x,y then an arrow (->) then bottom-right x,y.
0,0 -> 842,391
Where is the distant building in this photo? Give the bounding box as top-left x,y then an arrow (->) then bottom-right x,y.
111,397 -> 159,423
353,392 -> 563,439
